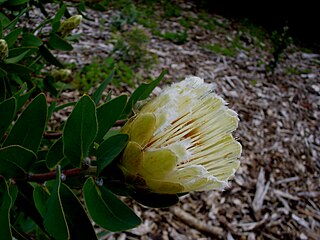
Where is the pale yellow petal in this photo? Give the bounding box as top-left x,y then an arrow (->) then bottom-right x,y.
146,178 -> 184,194
120,141 -> 143,174
129,113 -> 156,147
140,149 -> 177,179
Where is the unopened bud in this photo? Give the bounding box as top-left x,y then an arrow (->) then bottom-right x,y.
0,39 -> 9,62
57,15 -> 83,38
51,68 -> 72,82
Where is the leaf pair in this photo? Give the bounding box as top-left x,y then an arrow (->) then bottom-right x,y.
0,93 -> 47,178
33,168 -> 141,239
83,177 -> 141,232
33,166 -> 97,240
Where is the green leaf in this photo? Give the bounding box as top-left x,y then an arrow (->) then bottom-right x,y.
15,182 -> 47,234
83,177 -> 141,231
0,179 -> 13,240
0,77 -> 6,101
123,70 -> 166,117
13,85 -> 35,112
60,183 -> 97,240
43,166 -> 69,240
4,28 -> 22,47
21,33 -> 42,47
39,45 -> 63,68
3,93 -> 47,153
0,145 -> 36,172
90,3 -> 107,11
5,0 -> 29,6
52,4 -> 66,32
0,160 -> 25,179
0,19 -> 2,37
33,184 -> 50,218
96,94 -> 127,142
5,49 -> 31,64
4,8 -> 28,30
52,21 -> 61,34
0,63 -> 33,74
63,95 -> 97,167
29,160 -> 49,174
0,97 -> 15,138
97,134 -> 128,175
130,192 -> 179,208
43,75 -> 58,96
0,67 -> 7,77
48,33 -> 73,51
8,46 -> 38,58
8,182 -> 18,204
46,137 -> 65,169
13,82 -> 27,96
92,69 -> 114,105
47,99 -> 57,121
54,4 -> 66,21
0,12 -> 10,29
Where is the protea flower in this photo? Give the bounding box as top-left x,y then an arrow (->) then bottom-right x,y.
119,77 -> 241,194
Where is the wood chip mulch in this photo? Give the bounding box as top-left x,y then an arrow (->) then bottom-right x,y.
25,1 -> 320,239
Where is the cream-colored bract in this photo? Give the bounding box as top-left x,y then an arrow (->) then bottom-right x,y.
120,76 -> 242,194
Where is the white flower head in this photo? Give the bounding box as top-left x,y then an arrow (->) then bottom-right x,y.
120,76 -> 242,194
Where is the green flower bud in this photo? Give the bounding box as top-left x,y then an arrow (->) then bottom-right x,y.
51,69 -> 72,82
118,77 -> 242,194
0,39 -> 9,62
57,15 -> 83,38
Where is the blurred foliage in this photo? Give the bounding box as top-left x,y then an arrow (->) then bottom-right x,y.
205,43 -> 237,57
111,26 -> 158,70
73,57 -> 140,91
267,26 -> 292,72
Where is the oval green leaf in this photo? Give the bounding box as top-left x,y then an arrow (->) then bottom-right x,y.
96,94 -> 127,142
83,177 -> 141,232
0,145 -> 36,171
92,70 -> 114,105
15,182 -> 47,234
3,93 -> 47,153
43,166 -> 70,240
0,97 -> 16,138
4,28 -> 22,47
46,137 -> 65,169
60,183 -> 97,240
122,70 -> 166,117
21,33 -> 42,47
33,184 -> 50,218
5,0 -> 29,6
0,67 -> 7,78
39,45 -> 64,68
0,63 -> 33,74
14,86 -> 35,112
0,179 -> 13,240
0,160 -> 25,179
48,33 -> 73,51
97,134 -> 128,175
5,49 -> 31,64
63,95 -> 97,167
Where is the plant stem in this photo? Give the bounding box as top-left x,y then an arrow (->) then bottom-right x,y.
27,166 -> 97,183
